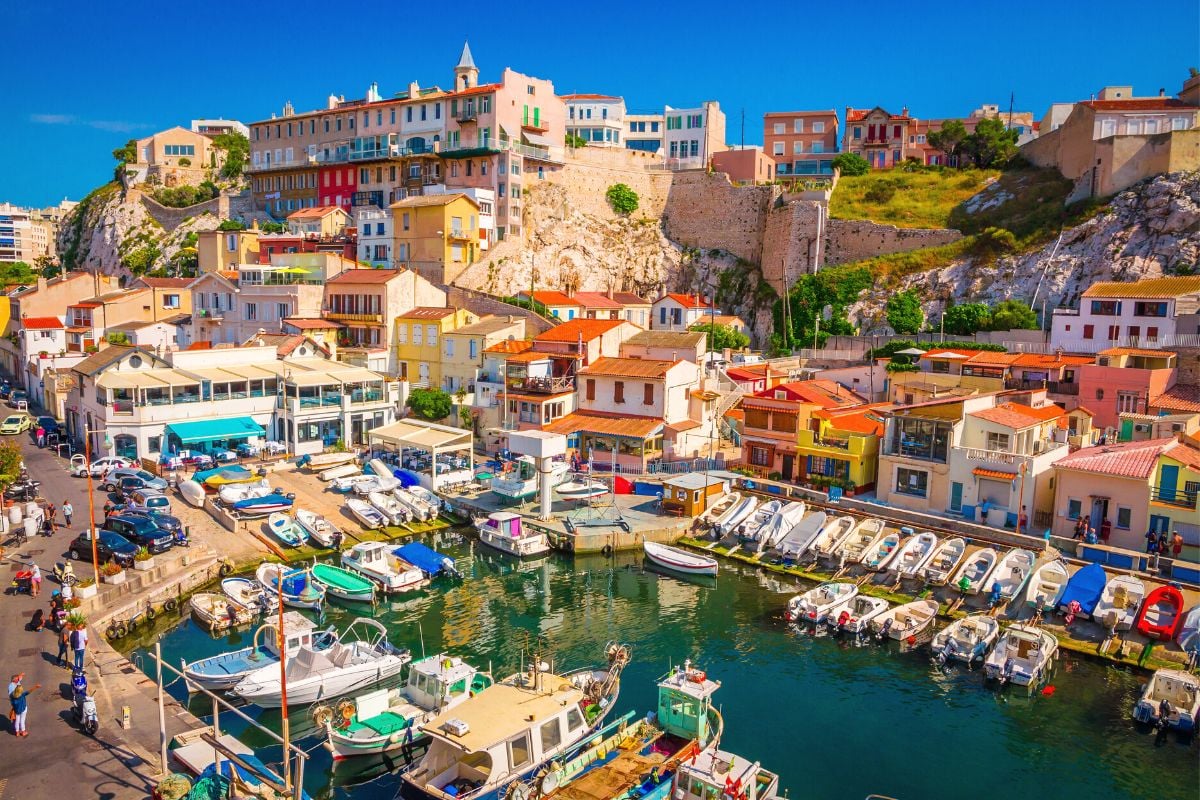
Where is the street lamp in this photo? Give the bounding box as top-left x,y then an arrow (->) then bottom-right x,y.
83,426 -> 112,582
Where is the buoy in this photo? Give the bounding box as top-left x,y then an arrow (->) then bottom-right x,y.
1041,685 -> 1056,696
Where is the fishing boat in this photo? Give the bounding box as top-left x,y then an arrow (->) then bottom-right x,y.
829,595 -> 889,634
835,518 -> 888,564
885,531 -> 939,578
367,490 -> 411,526
394,488 -> 436,521
673,747 -> 782,800
784,582 -> 857,624
951,548 -> 998,594
754,501 -> 806,552
1133,669 -> 1200,732
320,463 -> 362,482
475,511 -> 551,558
920,537 -> 967,585
232,617 -> 411,708
395,542 -> 460,579
233,493 -> 293,517
983,625 -> 1058,686
1177,605 -> 1200,654
700,492 -> 742,526
643,542 -> 718,577
807,515 -> 856,560
221,576 -> 278,615
398,642 -> 630,800
491,456 -> 570,502
931,614 -> 1000,664
1025,560 -> 1070,611
871,598 -> 940,641
296,508 -> 340,548
306,451 -> 360,470
219,479 -> 271,505
178,479 -> 206,508
1057,563 -> 1107,619
341,541 -> 428,594
863,531 -> 901,571
776,511 -> 828,561
1136,585 -> 1185,641
189,592 -> 257,632
346,497 -> 386,529
1093,574 -> 1146,632
256,562 -> 327,610
555,478 -> 610,500
322,654 -> 493,759
737,500 -> 783,544
311,562 -> 376,603
711,495 -> 756,535
267,512 -> 309,547
182,612 -> 334,691
986,549 -> 1035,604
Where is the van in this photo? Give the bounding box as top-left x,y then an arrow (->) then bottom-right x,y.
731,353 -> 764,366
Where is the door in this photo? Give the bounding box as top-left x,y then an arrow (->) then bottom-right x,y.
1159,464 -> 1179,501
1089,498 -> 1108,531
781,454 -> 795,482
1149,515 -> 1171,535
949,481 -> 963,513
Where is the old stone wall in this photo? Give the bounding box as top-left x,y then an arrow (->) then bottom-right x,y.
542,148 -> 673,220
662,171 -> 777,263
137,191 -> 230,229
444,285 -> 556,334
761,199 -> 827,293
823,219 -> 962,266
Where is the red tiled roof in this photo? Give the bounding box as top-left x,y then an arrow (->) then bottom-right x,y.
763,379 -> 866,409
846,107 -> 911,122
22,316 -> 63,330
504,351 -> 553,363
579,357 -> 674,379
399,307 -> 457,320
1080,99 -> 1195,111
136,277 -> 194,288
448,82 -> 502,98
186,341 -> 213,350
327,268 -> 401,284
533,318 -> 625,343
1053,438 -> 1176,479
610,292 -> 648,306
1099,347 -> 1174,358
965,352 -> 1022,366
816,404 -> 889,436
286,205 -> 345,219
484,339 -> 534,355
970,402 -> 1064,429
726,367 -> 765,382
1012,352 -> 1095,368
529,291 -> 580,307
571,292 -> 623,309
655,292 -> 713,309
1083,276 -> 1200,298
1152,383 -> 1200,413
68,301 -> 101,309
559,94 -> 620,101
1165,441 -> 1200,470
665,419 -> 701,433
543,410 -> 662,438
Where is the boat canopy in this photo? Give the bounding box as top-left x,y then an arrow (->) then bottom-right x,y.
1059,563 -> 1107,614
395,542 -> 454,576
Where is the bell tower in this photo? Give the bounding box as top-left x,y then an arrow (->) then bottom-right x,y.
454,41 -> 479,91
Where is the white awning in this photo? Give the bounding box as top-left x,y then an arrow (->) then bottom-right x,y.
368,418 -> 473,452
522,131 -> 553,148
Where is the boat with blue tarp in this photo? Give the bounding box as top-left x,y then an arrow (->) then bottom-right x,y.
395,542 -> 460,579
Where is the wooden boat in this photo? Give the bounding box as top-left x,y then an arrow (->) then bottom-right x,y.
712,495 -> 756,535
266,512 -> 308,547
178,479 -> 206,508
346,497 -> 386,529
295,508 -> 340,548
644,541 -> 718,576
700,491 -> 741,525
233,493 -> 293,517
221,576 -> 278,615
475,511 -> 551,558
189,592 -> 257,632
366,491 -> 410,526
393,488 -> 436,521
737,500 -> 783,543
674,748 -> 783,800
341,541 -> 428,594
182,613 -> 332,691
807,514 -> 856,559
776,511 -> 828,561
871,598 -> 940,641
863,531 -> 901,571
987,549 -> 1035,603
918,538 -> 964,585
1177,604 -> 1200,654
1094,574 -> 1146,632
886,531 -> 939,578
311,562 -> 376,603
952,547 -> 998,594
983,624 -> 1058,686
306,451 -> 359,470
1025,560 -> 1070,611
1136,585 -> 1185,641
1133,669 -> 1200,732
555,479 -> 610,500
829,595 -> 889,634
785,582 -> 857,623
834,518 -> 887,564
931,614 -> 1000,664
320,463 -> 361,482
218,479 -> 271,504
255,562 -> 326,610
755,501 -> 807,552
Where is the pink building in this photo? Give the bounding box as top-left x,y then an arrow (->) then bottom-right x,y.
1077,348 -> 1177,432
710,148 -> 775,184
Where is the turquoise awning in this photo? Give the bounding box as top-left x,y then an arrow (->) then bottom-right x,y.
166,417 -> 265,444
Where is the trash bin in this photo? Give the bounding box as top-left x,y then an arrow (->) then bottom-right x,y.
8,504 -> 21,525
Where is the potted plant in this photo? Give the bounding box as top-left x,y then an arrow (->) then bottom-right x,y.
38,351 -> 48,359
64,596 -> 83,610
66,612 -> 87,631
101,560 -> 126,585
75,577 -> 98,599
133,547 -> 155,571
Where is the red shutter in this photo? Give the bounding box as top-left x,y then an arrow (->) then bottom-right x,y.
893,124 -> 901,139
1147,326 -> 1159,339
614,381 -> 624,403
643,383 -> 654,405
585,379 -> 595,400
867,124 -> 876,140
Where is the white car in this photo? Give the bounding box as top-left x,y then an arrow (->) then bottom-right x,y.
72,455 -> 134,478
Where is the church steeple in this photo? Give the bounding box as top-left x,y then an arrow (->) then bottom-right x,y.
454,41 -> 479,90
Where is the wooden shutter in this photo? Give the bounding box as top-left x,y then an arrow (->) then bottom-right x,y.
585,379 -> 595,400
614,381 -> 624,403
643,383 -> 654,405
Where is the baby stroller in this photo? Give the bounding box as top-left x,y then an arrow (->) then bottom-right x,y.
10,569 -> 33,595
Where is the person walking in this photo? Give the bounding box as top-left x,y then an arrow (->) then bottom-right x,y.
9,674 -> 39,737
1173,531 -> 1185,560
29,563 -> 41,598
35,426 -> 44,448
56,625 -> 70,667
45,503 -> 56,532
61,500 -> 73,528
69,623 -> 88,672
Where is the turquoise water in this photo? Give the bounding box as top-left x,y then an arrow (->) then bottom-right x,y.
135,537 -> 1198,800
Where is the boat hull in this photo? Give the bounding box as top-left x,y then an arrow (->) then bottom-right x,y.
477,526 -> 551,558
330,727 -> 429,759
235,658 -> 408,708
643,544 -> 718,577
183,646 -> 277,691
311,565 -> 376,603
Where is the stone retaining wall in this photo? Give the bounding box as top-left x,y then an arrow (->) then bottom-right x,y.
823,218 -> 963,267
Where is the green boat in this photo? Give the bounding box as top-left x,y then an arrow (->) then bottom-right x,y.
311,562 -> 376,603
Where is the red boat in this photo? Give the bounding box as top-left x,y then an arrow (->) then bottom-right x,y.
1135,585 -> 1185,641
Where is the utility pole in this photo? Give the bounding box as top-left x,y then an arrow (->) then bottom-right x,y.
1008,91 -> 1015,130
740,108 -> 745,149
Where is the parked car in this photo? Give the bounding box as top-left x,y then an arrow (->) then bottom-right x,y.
114,476 -> 148,500
124,488 -> 172,514
119,508 -> 182,536
36,416 -> 61,436
67,528 -> 138,568
0,384 -> 11,401
102,467 -> 168,493
73,456 -> 134,478
0,412 -> 33,435
103,514 -> 173,554
7,389 -> 28,408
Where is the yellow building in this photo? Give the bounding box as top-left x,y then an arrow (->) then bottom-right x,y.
1149,440 -> 1200,547
794,404 -> 886,493
197,227 -> 261,273
394,307 -> 477,387
390,194 -> 481,285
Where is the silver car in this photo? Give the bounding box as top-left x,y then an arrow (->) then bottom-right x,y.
102,467 -> 169,493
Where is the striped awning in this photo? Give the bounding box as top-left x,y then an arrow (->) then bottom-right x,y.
973,467 -> 1016,481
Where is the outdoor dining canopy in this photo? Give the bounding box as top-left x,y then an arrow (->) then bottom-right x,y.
165,417 -> 266,446
367,418 -> 474,490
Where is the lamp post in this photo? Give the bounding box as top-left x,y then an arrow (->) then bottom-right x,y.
83,426 -> 112,582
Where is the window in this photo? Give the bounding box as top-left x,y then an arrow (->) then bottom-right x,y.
163,294 -> 180,309
773,123 -> 785,134
813,121 -> 825,133
643,383 -> 654,405
402,212 -> 410,231
771,413 -> 797,433
1089,300 -> 1120,316
1108,325 -> 1119,340
585,379 -> 595,401
772,142 -> 784,156
245,303 -> 257,321
895,467 -> 929,497
1127,326 -> 1139,339
566,707 -> 584,732
427,325 -> 438,347
613,381 -> 625,404
1116,506 -> 1132,530
793,141 -> 804,154
812,142 -> 824,154
930,360 -> 950,374
1147,326 -> 1159,340
277,303 -> 289,320
1134,301 -> 1167,317
891,417 -> 952,462
1066,498 -> 1081,519
749,446 -> 771,467
986,431 -> 1010,451
853,126 -> 862,139
1116,391 -> 1139,414
1082,324 -> 1094,340
445,339 -> 455,358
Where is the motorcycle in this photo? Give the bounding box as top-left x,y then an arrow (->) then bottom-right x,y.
53,561 -> 78,586
4,478 -> 40,502
173,529 -> 190,548
71,670 -> 98,735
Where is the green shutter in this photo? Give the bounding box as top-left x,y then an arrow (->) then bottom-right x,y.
451,99 -> 458,116
523,105 -> 529,125
533,107 -> 540,127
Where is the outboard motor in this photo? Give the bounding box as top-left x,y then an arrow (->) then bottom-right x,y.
834,609 -> 851,631
877,618 -> 894,641
72,670 -> 98,735
987,581 -> 1003,609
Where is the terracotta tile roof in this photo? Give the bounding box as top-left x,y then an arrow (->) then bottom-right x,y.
528,291 -> 580,307
135,277 -> 194,288
1053,437 -> 1176,479
726,367 -> 765,382
398,307 -> 457,320
816,404 -> 888,436
579,357 -> 674,379
21,316 -> 63,330
610,292 -> 648,305
1082,276 -> 1200,298
571,292 -> 623,309
286,205 -> 345,219
327,268 -> 402,284
388,193 -> 474,209
68,301 -> 101,309
559,94 -> 621,101
965,352 -> 1022,366
1012,352 -> 1095,368
543,410 -> 662,438
1008,402 -> 1068,422
767,379 -> 866,409
1152,383 -> 1200,413
1165,441 -> 1200,470
186,341 -> 213,350
504,350 -> 552,363
485,339 -> 534,355
533,318 -> 625,343
1080,99 -> 1196,112
921,347 -> 988,359
283,317 -> 343,330
970,402 -> 1063,429
502,390 -> 574,403
846,107 -> 910,122
625,330 -> 705,348
1099,347 -> 1174,358
655,292 -> 713,309
973,467 -> 1017,480
665,419 -> 701,433
448,82 -> 502,99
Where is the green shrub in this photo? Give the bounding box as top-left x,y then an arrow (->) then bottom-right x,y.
605,183 -> 639,215
863,183 -> 897,204
831,153 -> 870,176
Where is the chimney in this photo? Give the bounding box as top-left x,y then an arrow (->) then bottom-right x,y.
327,94 -> 339,109
409,81 -> 420,98
901,105 -> 909,117
1159,88 -> 1166,97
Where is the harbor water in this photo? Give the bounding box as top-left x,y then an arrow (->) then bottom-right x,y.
134,536 -> 1198,800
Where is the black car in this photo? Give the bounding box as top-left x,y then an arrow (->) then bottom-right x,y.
7,389 -> 28,408
36,416 -> 60,436
119,508 -> 182,536
67,528 -> 138,568
104,514 -> 174,554
0,384 -> 11,400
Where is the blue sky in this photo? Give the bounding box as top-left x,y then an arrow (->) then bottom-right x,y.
4,0 -> 1197,207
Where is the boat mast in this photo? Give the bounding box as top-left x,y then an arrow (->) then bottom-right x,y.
277,575 -> 291,790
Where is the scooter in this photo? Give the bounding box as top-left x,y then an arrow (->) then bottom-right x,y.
53,562 -> 78,586
71,670 -> 98,735
173,529 -> 190,548
4,479 -> 40,502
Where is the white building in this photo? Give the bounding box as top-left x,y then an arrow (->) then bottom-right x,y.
357,207 -> 392,267
1050,276 -> 1200,352
663,101 -> 726,170
0,203 -> 52,264
562,94 -> 625,148
651,293 -> 717,331
191,118 -> 250,138
625,113 -> 664,155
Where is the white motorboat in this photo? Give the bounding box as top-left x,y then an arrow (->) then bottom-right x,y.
221,576 -> 278,615
886,531 -> 939,578
367,490 -> 411,526
320,463 -> 361,482
952,548 -> 999,594
1133,669 -> 1200,732
988,549 -> 1035,604
1177,604 -> 1200,654
394,487 -> 437,521
807,515 -> 856,559
352,473 -> 401,496
785,582 -> 858,623
189,592 -> 257,632
834,518 -> 887,564
700,492 -> 741,525
1094,574 -> 1146,632
776,511 -> 828,561
475,511 -> 550,558
863,531 -> 901,571
712,495 -> 756,535
556,478 -> 610,500
341,541 -> 428,594
182,612 -> 333,691
754,501 -> 807,552
334,473 -> 382,494
737,500 -> 783,544
178,479 -> 207,508
871,598 -> 940,641
232,618 -> 411,708
295,508 -> 340,548
920,537 -> 967,585
983,624 -> 1058,686
323,654 -> 493,759
255,562 -> 326,610
367,458 -> 396,483
1025,560 -> 1070,611
306,451 -> 359,470
491,456 -> 570,502
346,497 -> 386,529
406,485 -> 442,513
643,541 -> 718,576
266,512 -> 308,548
828,595 -> 890,634
219,479 -> 271,505
931,614 -> 1000,664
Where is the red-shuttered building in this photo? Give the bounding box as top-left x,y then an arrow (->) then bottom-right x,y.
318,165 -> 358,210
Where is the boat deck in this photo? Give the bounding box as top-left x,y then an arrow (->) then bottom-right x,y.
555,747 -> 669,800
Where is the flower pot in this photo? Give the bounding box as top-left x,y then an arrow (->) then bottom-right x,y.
134,558 -> 155,571
103,570 -> 127,585
76,583 -> 98,599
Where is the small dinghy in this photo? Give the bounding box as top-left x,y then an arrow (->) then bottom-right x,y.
178,479 -> 206,508
393,488 -> 435,522
233,493 -> 293,517
1056,563 -> 1107,619
367,491 -> 410,526
920,537 -> 967,585
931,614 -> 999,664
256,562 -> 326,610
785,582 -> 857,624
700,492 -> 741,525
341,542 -> 428,595
712,495 -> 757,535
183,613 -> 333,691
886,531 -> 939,578
644,541 -> 718,576
776,511 -> 828,561
295,508 -> 340,548
219,479 -> 271,505
983,624 -> 1057,686
306,451 -> 359,470
1136,585 -> 1185,641
987,549 -> 1035,604
555,479 -> 610,500
221,576 -> 278,615
1134,669 -> 1200,732
871,598 -> 939,641
835,518 -> 887,564
952,548 -> 998,594
346,497 -> 386,529
267,512 -> 308,548
737,500 -> 783,544
311,562 -> 376,603
864,531 -> 901,571
320,463 -> 361,482
829,595 -> 890,634
807,515 -> 856,560
1093,574 -> 1146,632
755,501 -> 807,552
1025,560 -> 1070,611
406,485 -> 442,513
190,592 -> 257,632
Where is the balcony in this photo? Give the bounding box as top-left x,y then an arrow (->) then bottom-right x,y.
456,110 -> 478,124
352,191 -> 385,208
959,447 -> 1026,467
326,312 -> 383,324
448,228 -> 470,241
798,429 -> 869,457
862,137 -> 890,146
436,137 -> 564,164
1004,378 -> 1080,395
196,308 -> 225,321
1151,486 -> 1198,510
509,375 -> 574,394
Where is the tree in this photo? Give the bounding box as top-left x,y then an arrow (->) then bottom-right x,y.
942,303 -> 992,335
961,117 -> 1019,168
406,388 -> 453,421
112,139 -> 137,165
213,132 -> 250,179
0,439 -> 23,489
565,132 -> 587,148
260,221 -> 286,234
34,254 -> 58,280
886,291 -> 925,334
689,322 -> 750,351
217,220 -> 246,231
989,299 -> 1039,331
605,183 -> 639,216
927,119 -> 968,165
831,152 -> 870,176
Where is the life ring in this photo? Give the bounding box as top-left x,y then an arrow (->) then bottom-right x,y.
163,598 -> 178,612
687,669 -> 706,683
107,623 -> 127,640
218,563 -> 232,578
312,706 -> 334,727
601,544 -> 613,557
145,606 -> 156,621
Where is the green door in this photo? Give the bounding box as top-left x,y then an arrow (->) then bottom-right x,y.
1159,464 -> 1179,501
950,481 -> 963,513
1119,418 -> 1133,441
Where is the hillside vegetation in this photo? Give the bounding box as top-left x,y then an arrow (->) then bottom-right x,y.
829,167 -> 1000,229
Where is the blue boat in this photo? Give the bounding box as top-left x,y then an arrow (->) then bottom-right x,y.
395,542 -> 460,579
1057,562 -> 1107,616
256,562 -> 326,610
233,493 -> 294,517
181,612 -> 334,691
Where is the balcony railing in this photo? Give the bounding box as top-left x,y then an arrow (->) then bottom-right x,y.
509,375 -> 574,394
1004,378 -> 1080,395
815,436 -> 851,450
1151,487 -> 1198,509
196,309 -> 224,321
325,312 -> 383,323
862,137 -> 889,146
436,137 -> 564,164
961,447 -> 1024,467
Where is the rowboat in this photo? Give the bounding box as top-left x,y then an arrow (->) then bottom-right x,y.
754,501 -> 807,552
920,537 -> 967,585
737,500 -> 783,544
220,576 -> 277,615
333,474 -> 380,494
233,494 -> 293,517
829,595 -> 889,634
366,491 -> 410,526
987,549 -> 1035,604
199,466 -> 258,487
182,613 -> 333,691
405,485 -> 442,513
320,463 -> 361,482
1025,560 -> 1070,611
983,625 -> 1057,686
700,492 -> 741,525
643,541 -> 718,576
295,508 -> 340,548
306,451 -> 359,470
885,531 -> 939,578
555,479 -> 610,500
952,548 -> 998,594
871,598 -> 940,641
351,473 -> 400,496
807,514 -> 856,559
219,479 -> 271,505
341,541 -> 428,595
712,495 -> 756,535
834,518 -> 887,564
776,511 -> 828,561
1133,669 -> 1200,732
189,592 -> 257,632
346,497 -> 386,529
266,512 -> 308,547
785,582 -> 857,623
863,531 -> 901,571
311,562 -> 377,603
255,562 -> 326,610
393,488 -> 435,521
1136,585 -> 1185,641
1093,574 -> 1145,632
931,614 -> 999,664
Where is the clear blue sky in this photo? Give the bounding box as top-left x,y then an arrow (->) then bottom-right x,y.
4,0 -> 1197,207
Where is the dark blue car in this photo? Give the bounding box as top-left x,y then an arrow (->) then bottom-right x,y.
67,528 -> 138,568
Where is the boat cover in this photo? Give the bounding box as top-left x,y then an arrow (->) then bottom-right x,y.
235,494 -> 292,509
395,468 -> 422,487
1058,562 -> 1106,614
395,542 -> 454,576
194,465 -> 252,484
